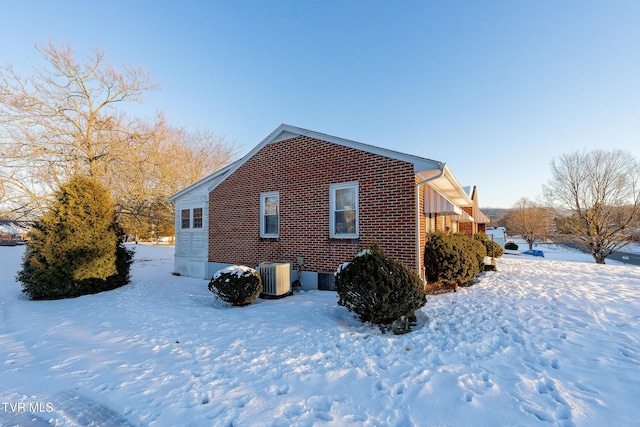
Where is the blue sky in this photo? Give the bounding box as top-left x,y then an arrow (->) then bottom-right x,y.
2,1 -> 639,208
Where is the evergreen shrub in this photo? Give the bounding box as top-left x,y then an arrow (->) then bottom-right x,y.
424,232 -> 486,287
474,233 -> 505,258
505,241 -> 519,250
423,232 -> 458,284
208,266 -> 262,306
450,233 -> 483,284
335,243 -> 426,330
18,176 -> 134,300
455,234 -> 486,278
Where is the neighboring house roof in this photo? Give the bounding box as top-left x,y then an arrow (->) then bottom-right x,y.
475,210 -> 491,224
206,124 -> 473,205
168,162 -> 238,202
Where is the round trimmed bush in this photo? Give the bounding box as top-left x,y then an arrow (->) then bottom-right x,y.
474,233 -> 505,258
505,241 -> 519,250
335,243 -> 426,330
424,232 -> 487,287
424,232 -> 457,284
454,233 -> 485,279
208,265 -> 262,306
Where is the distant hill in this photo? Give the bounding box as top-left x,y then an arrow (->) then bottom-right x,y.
481,207 -> 510,216
480,207 -> 510,227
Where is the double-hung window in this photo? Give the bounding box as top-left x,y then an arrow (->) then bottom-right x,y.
193,208 -> 203,228
260,191 -> 279,238
330,182 -> 358,238
181,207 -> 203,229
181,209 -> 190,229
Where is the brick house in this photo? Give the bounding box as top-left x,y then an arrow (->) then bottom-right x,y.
457,186 -> 490,237
171,124 -> 489,288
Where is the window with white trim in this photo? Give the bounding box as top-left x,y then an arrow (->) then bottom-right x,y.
330,182 -> 358,238
193,208 -> 203,228
181,209 -> 190,229
260,192 -> 279,238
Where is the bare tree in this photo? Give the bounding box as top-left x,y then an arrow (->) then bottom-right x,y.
110,120 -> 238,239
0,42 -> 238,231
506,198 -> 551,250
544,150 -> 640,264
0,42 -> 159,216
0,159 -> 50,219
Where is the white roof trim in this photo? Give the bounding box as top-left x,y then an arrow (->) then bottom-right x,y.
207,124 -> 446,194
419,164 -> 473,206
168,162 -> 236,201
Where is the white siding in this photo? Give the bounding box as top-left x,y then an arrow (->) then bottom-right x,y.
172,187 -> 210,279
169,164 -> 235,280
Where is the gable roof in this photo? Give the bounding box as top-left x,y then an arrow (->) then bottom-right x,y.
207,124 -> 470,202
170,124 -> 474,206
168,162 -> 237,202
263,124 -> 445,172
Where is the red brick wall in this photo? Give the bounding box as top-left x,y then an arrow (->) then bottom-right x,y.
208,136 -> 418,274
459,206 -> 474,236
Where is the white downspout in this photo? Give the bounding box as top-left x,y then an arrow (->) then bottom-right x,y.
415,167 -> 445,283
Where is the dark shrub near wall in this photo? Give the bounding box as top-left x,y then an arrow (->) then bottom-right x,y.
451,233 -> 485,283
335,242 -> 426,332
208,266 -> 262,306
423,232 -> 456,285
424,232 -> 490,290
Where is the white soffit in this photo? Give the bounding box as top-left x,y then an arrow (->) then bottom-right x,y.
421,166 -> 472,206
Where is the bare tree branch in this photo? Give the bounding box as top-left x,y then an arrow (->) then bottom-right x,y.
1,42 -> 239,235
506,198 -> 552,251
544,150 -> 640,263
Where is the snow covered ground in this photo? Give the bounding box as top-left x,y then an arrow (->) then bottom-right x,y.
1,239 -> 639,426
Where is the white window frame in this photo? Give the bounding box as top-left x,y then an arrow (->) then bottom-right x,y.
330,182 -> 359,239
260,191 -> 280,238
181,208 -> 191,229
193,207 -> 203,229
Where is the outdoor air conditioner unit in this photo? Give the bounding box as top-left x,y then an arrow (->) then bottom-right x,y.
259,262 -> 291,297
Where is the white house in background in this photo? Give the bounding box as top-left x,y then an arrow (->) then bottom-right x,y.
168,163 -> 235,278
486,226 -> 507,248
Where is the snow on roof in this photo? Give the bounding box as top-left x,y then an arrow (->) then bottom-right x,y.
486,227 -> 506,237
0,223 -> 18,233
